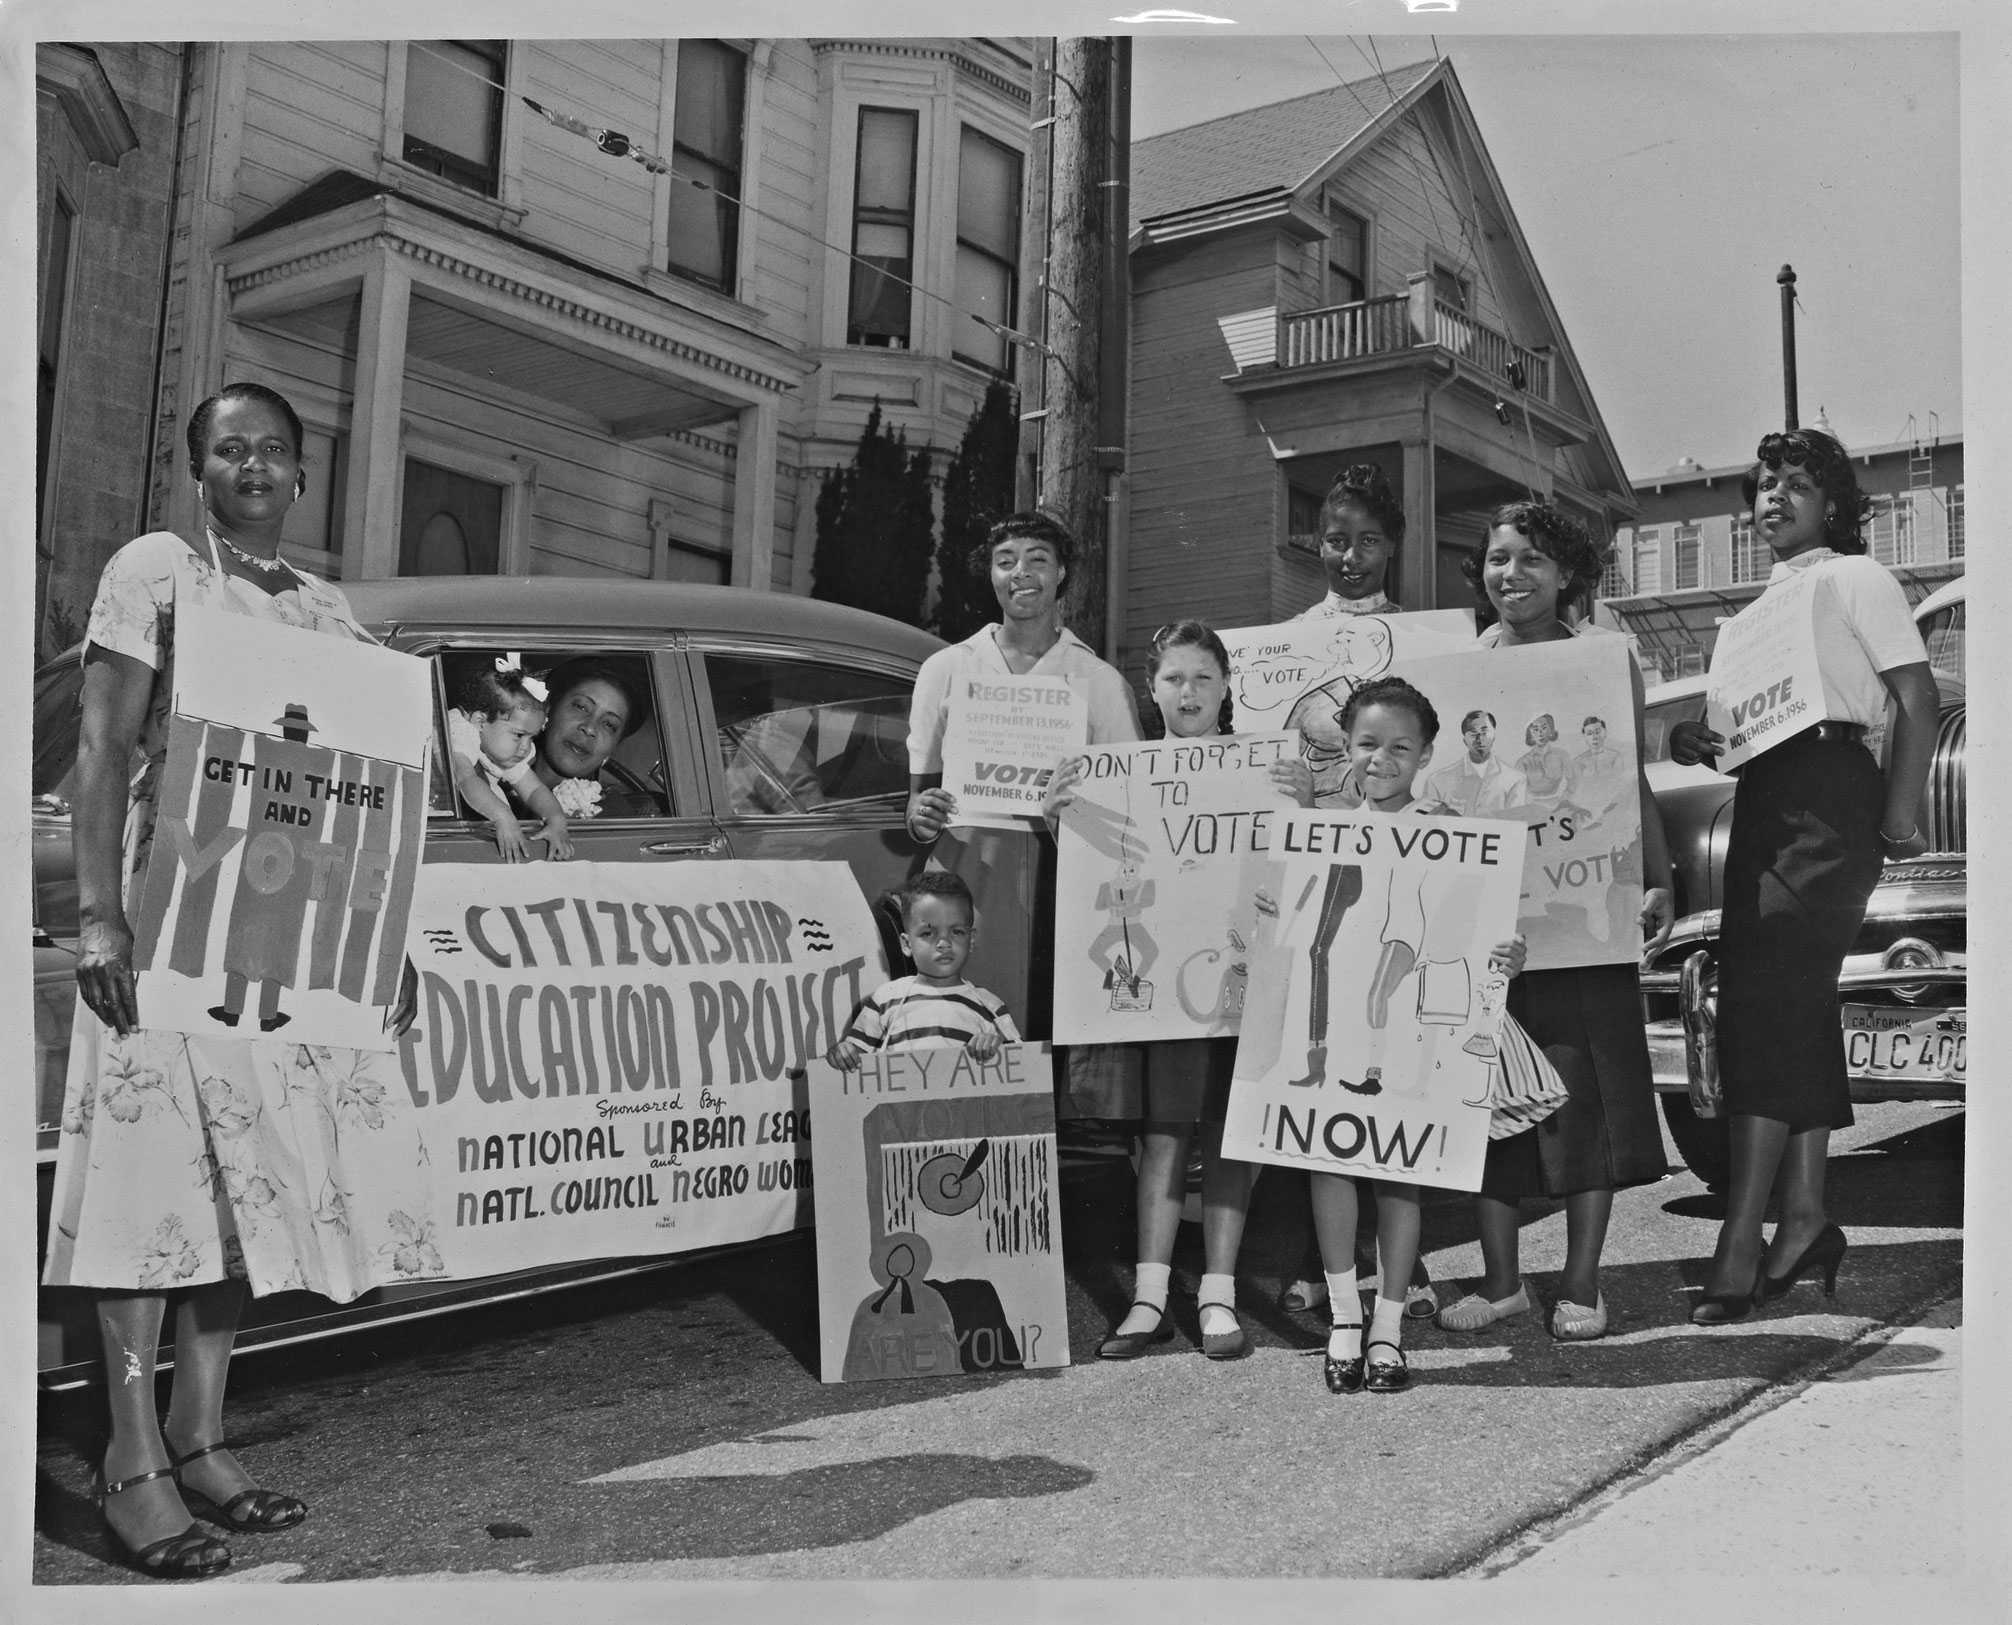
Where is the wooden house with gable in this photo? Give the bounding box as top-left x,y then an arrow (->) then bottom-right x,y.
1123,56 -> 1635,673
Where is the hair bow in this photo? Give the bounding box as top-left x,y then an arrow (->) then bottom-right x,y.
495,652 -> 548,702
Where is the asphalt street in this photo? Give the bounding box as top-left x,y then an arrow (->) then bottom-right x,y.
32,1098 -> 1965,1589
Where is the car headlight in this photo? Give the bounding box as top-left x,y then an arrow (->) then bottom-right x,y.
1881,936 -> 1943,1003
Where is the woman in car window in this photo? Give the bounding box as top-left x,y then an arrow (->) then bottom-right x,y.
522,656 -> 653,818
45,383 -> 438,1578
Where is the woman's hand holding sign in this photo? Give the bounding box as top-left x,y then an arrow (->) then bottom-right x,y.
1666,719 -> 1724,768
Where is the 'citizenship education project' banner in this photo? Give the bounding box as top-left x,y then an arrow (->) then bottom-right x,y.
810,1042 -> 1067,1383
394,860 -> 887,1279
130,603 -> 431,1049
1703,568 -> 1825,771
1221,807 -> 1527,1192
938,672 -> 1087,830
1222,614 -> 1642,970
1052,731 -> 1300,1044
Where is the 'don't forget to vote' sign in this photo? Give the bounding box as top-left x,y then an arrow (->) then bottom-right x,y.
938,673 -> 1086,830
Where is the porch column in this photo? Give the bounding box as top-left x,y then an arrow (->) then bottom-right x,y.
1402,436 -> 1436,610
729,397 -> 779,591
342,255 -> 412,580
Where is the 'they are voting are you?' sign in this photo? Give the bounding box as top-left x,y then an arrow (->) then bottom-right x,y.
130,603 -> 432,1049
394,860 -> 886,1279
938,672 -> 1086,829
1221,807 -> 1527,1193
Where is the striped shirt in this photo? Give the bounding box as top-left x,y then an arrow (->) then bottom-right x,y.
842,976 -> 1021,1052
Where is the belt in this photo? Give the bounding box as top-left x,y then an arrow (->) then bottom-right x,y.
1803,720 -> 1868,745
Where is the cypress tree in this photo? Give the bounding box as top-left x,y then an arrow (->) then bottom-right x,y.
934,380 -> 1020,641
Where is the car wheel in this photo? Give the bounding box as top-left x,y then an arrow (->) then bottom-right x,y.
1660,1093 -> 1731,1190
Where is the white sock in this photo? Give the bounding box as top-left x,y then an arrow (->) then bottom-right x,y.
1198,1271 -> 1237,1336
1368,1294 -> 1405,1353
1118,1262 -> 1172,1334
1324,1269 -> 1360,1359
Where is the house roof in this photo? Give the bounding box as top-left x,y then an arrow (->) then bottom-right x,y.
1130,57 -> 1440,223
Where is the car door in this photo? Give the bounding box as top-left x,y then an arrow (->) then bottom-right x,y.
688,637 -> 1038,1031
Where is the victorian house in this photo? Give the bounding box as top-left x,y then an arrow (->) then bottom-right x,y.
1122,57 -> 1634,675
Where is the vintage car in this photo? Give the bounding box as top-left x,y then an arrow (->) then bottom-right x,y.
31,577 -> 1041,1387
1638,576 -> 1967,1185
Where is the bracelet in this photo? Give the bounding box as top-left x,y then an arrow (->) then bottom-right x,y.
906,812 -> 939,846
1879,824 -> 1919,847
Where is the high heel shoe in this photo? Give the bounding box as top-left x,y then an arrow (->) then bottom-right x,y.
94,1461 -> 233,1578
1323,1323 -> 1365,1394
1689,1267 -> 1762,1326
1762,1223 -> 1847,1302
170,1440 -> 308,1531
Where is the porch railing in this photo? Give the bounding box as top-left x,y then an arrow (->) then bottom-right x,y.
1274,284 -> 1554,403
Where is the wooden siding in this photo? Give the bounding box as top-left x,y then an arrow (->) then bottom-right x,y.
1126,233 -> 1287,676
515,41 -> 661,280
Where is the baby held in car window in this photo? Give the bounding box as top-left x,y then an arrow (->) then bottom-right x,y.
448,661 -> 576,862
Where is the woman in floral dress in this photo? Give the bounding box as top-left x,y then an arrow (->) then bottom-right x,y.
45,383 -> 443,1577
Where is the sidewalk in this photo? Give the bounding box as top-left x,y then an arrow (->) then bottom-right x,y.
1475,1296 -> 1962,1579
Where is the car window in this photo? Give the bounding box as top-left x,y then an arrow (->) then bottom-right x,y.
704,652 -> 913,817
432,648 -> 675,819
1917,599 -> 1965,701
1641,690 -> 1708,764
33,660 -> 84,804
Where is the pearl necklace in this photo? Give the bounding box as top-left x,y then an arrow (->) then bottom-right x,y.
208,526 -> 290,576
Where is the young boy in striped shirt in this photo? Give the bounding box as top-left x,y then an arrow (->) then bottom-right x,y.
827,872 -> 1019,1067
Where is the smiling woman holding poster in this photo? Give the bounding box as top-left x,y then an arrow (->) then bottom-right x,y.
43,384 -> 438,1579
1436,500 -> 1675,1346
905,512 -> 1141,1114
1667,429 -> 1937,1324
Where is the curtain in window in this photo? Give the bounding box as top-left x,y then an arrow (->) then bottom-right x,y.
848,110 -> 916,345
668,41 -> 746,291
955,129 -> 1021,371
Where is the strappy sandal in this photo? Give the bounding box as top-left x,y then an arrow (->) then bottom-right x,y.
171,1441 -> 308,1532
94,1461 -> 233,1578
1097,1301 -> 1175,1360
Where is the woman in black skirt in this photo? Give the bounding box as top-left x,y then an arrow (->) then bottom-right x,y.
1435,501 -> 1675,1343
1669,430 -> 1938,1322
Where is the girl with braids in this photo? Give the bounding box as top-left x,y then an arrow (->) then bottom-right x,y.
1049,622 -> 1312,1360
1668,429 -> 1935,1323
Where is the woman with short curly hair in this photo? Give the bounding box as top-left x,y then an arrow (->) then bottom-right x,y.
1668,428 -> 1937,1323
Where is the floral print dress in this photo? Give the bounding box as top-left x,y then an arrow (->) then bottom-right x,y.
42,532 -> 448,1300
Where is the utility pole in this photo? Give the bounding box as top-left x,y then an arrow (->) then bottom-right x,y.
1030,37 -> 1124,654
1778,264 -> 1799,430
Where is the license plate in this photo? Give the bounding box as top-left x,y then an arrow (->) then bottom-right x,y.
1841,1005 -> 1966,1082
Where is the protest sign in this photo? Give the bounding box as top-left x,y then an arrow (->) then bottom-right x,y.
128,604 -> 431,1049
394,860 -> 886,1278
1221,808 -> 1527,1192
810,1042 -> 1067,1383
939,673 -> 1086,829
1223,615 -> 1642,970
1703,569 -> 1825,771
1052,731 -> 1300,1044
1219,611 -> 1475,803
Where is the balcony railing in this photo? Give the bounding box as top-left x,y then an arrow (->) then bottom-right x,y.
1274,282 -> 1555,403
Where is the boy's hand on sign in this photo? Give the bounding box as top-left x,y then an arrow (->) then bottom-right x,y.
967,1025 -> 1003,1062
1639,886 -> 1675,956
826,1039 -> 864,1071
1666,719 -> 1724,767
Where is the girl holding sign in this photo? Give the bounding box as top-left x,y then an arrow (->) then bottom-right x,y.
1049,623 -> 1312,1361
1437,502 -> 1674,1344
1667,430 -> 1936,1322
